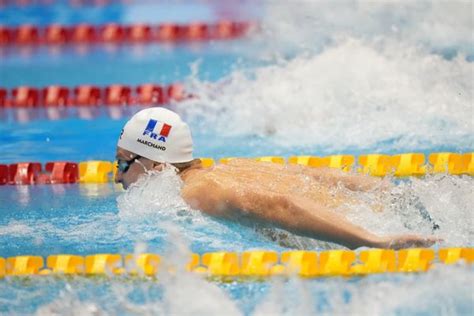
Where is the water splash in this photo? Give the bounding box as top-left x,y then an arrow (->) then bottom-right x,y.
181,38 -> 473,151
116,167 -> 190,219
36,285 -> 102,316
259,0 -> 473,57
0,221 -> 37,237
344,174 -> 474,247
329,264 -> 474,315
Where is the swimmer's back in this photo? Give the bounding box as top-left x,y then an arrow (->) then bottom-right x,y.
189,158 -> 352,210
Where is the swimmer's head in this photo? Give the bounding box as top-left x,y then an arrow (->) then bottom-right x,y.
115,107 -> 196,189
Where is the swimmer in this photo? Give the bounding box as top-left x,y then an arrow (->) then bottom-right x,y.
115,108 -> 439,250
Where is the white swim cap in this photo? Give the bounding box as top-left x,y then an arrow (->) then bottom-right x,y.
117,107 -> 193,163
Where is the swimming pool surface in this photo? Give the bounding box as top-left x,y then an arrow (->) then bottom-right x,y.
0,1 -> 473,315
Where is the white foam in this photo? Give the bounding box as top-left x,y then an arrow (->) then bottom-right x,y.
254,277 -> 316,316
253,263 -> 473,315
160,270 -> 241,316
330,264 -> 474,315
344,174 -> 474,247
259,1 -> 473,56
0,221 -> 36,237
181,38 -> 473,151
116,166 -> 190,220
36,285 -> 101,316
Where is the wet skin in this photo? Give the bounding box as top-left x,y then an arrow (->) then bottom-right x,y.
115,147 -> 439,249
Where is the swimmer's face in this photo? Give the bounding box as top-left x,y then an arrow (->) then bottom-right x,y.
115,147 -> 161,189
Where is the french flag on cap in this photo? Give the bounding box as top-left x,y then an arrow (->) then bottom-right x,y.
143,119 -> 172,141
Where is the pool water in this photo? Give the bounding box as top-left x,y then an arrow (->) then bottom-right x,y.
0,1 -> 473,315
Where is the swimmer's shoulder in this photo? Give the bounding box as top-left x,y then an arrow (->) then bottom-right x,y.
181,169 -> 235,216
181,167 -> 222,193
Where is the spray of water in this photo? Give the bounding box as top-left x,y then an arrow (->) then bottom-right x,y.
344,174 -> 474,247
180,38 -> 473,151
116,167 -> 189,220
259,1 -> 473,56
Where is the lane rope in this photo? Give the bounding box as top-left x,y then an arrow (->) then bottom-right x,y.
0,153 -> 473,185
0,83 -> 187,108
1,248 -> 472,278
0,21 -> 258,46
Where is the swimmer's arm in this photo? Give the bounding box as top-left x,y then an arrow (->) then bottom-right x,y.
185,184 -> 380,249
235,191 -> 387,249
182,182 -> 436,249
230,191 -> 438,249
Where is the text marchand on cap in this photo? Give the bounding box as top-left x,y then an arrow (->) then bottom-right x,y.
136,138 -> 166,151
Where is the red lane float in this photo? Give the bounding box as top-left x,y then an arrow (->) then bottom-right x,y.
100,23 -> 124,43
125,24 -> 152,43
8,162 -> 42,185
167,83 -> 185,101
45,162 -> 79,184
71,24 -> 96,43
44,24 -> 70,45
73,85 -> 101,106
42,86 -> 69,107
1,162 -> 79,185
213,21 -> 237,39
185,23 -> 209,41
157,24 -> 182,41
104,85 -> 131,106
2,83 -> 188,108
12,87 -> 39,107
0,21 -> 256,46
14,24 -> 39,45
136,84 -> 166,105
